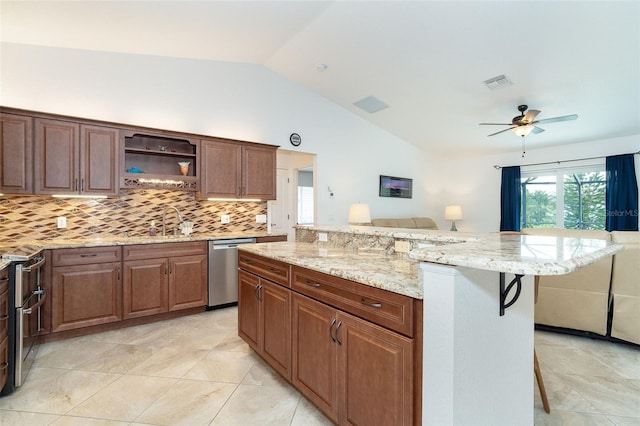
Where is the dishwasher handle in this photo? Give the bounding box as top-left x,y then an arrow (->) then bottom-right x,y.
211,238 -> 256,249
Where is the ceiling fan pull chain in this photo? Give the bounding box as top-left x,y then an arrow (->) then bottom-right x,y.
521,137 -> 526,157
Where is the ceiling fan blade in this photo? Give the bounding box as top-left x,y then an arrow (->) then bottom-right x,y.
479,122 -> 513,126
534,114 -> 578,125
523,109 -> 541,123
487,127 -> 516,137
532,126 -> 545,134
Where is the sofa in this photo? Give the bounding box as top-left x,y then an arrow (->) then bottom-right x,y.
522,228 -> 640,345
370,217 -> 438,230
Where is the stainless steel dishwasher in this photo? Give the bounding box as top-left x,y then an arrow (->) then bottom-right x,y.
207,238 -> 256,309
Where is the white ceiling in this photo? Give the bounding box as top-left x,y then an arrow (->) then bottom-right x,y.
2,1 -> 639,156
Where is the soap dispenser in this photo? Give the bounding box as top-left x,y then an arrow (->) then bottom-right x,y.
150,220 -> 157,236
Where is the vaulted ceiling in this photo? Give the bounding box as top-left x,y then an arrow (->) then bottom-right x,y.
2,1 -> 639,156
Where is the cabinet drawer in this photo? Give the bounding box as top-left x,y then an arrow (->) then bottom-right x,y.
123,241 -> 207,261
292,266 -> 414,337
51,246 -> 122,266
238,251 -> 290,287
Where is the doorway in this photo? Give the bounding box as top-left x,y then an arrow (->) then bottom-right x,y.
270,150 -> 316,241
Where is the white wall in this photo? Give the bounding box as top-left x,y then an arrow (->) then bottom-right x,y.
427,135 -> 640,233
1,42 -> 432,224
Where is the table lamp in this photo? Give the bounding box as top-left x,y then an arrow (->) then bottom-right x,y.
445,205 -> 463,231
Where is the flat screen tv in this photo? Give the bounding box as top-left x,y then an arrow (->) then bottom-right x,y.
379,175 -> 413,199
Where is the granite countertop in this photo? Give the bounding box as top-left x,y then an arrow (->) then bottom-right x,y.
0,231 -> 286,253
240,242 -> 423,299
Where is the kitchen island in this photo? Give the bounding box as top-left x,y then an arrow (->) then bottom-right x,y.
239,226 -> 623,425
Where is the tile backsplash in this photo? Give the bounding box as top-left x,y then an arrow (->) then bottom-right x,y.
0,190 -> 267,242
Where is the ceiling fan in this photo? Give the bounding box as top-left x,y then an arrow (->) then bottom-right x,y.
479,104 -> 578,138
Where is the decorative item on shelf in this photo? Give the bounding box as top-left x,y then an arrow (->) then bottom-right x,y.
348,203 -> 371,225
158,145 -> 168,151
178,161 -> 191,176
445,205 -> 463,231
126,167 -> 145,173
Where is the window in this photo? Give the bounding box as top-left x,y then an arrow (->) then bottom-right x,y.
521,164 -> 606,230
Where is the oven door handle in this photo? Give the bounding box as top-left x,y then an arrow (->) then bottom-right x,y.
23,289 -> 46,315
22,257 -> 45,272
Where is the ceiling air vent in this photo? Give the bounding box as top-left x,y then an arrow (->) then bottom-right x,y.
353,96 -> 389,113
483,75 -> 513,90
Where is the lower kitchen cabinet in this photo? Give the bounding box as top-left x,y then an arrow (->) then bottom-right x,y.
123,242 -> 207,320
292,293 -> 413,425
238,269 -> 291,380
50,247 -> 122,332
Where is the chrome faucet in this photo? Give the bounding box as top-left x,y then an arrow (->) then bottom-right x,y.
162,206 -> 183,236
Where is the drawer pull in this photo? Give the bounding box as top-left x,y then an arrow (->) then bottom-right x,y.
0,362 -> 7,371
305,280 -> 321,287
335,321 -> 343,345
80,253 -> 98,257
0,314 -> 8,321
244,259 -> 253,264
361,298 -> 382,308
269,267 -> 281,274
0,278 -> 8,283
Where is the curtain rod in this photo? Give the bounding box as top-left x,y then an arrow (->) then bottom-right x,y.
493,150 -> 640,170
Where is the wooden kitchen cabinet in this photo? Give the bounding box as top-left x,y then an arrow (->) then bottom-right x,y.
238,269 -> 291,380
50,246 -> 122,332
199,139 -> 277,200
123,242 -> 207,320
0,113 -> 33,194
292,292 -> 414,426
34,119 -> 119,196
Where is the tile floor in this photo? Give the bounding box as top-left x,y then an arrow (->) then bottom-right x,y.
0,307 -> 638,425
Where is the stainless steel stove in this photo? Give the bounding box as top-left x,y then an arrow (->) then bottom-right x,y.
1,246 -> 46,396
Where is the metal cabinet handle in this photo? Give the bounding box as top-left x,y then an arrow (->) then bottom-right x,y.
361,298 -> 382,308
81,178 -> 85,192
258,284 -> 263,301
80,253 -> 98,257
24,289 -> 46,315
0,314 -> 8,321
117,267 -> 121,281
74,178 -> 79,191
0,277 -> 8,283
23,257 -> 45,272
335,321 -> 343,345
269,267 -> 281,274
0,362 -> 8,371
329,318 -> 336,342
254,284 -> 260,300
305,280 -> 320,287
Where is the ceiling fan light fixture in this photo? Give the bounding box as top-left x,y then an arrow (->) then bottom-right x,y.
513,124 -> 534,137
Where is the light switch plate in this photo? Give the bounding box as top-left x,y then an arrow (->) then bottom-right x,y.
394,240 -> 410,253
256,214 -> 267,223
221,215 -> 230,224
57,216 -> 67,229
318,232 -> 328,242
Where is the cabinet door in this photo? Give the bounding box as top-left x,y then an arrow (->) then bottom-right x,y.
80,125 -> 119,196
168,254 -> 207,311
0,336 -> 8,392
0,113 -> 33,194
123,258 -> 168,319
261,279 -> 291,380
238,270 -> 260,351
242,144 -> 276,200
34,119 -> 79,194
291,293 -> 339,422
337,312 -> 413,426
51,262 -> 122,332
200,140 -> 242,198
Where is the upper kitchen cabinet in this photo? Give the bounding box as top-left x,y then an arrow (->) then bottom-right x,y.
121,131 -> 199,191
34,119 -> 119,196
0,113 -> 33,194
199,139 -> 277,200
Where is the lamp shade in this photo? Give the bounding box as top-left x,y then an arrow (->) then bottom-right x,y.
348,203 -> 371,224
445,205 -> 463,221
513,124 -> 534,137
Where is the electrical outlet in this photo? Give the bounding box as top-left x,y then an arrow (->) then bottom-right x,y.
221,215 -> 230,224
57,216 -> 67,229
318,232 -> 328,242
256,214 -> 267,223
394,240 -> 410,253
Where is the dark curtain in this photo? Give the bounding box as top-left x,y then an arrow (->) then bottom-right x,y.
606,154 -> 639,231
500,166 -> 521,231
